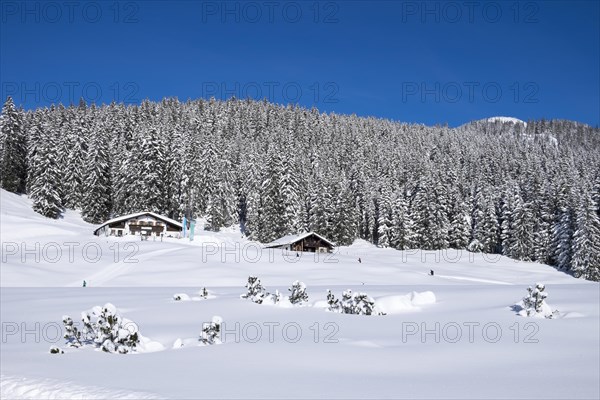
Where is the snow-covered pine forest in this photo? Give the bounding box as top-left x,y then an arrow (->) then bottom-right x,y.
1,96 -> 599,280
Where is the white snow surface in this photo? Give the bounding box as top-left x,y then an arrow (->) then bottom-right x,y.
487,116 -> 527,126
1,189 -> 599,399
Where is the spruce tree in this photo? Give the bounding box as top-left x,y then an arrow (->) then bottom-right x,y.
28,117 -> 62,219
81,124 -> 112,223
571,192 -> 600,280
0,97 -> 27,193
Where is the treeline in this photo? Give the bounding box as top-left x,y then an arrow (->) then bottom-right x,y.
0,96 -> 599,280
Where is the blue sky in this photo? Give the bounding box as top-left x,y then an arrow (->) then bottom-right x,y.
1,0 -> 598,127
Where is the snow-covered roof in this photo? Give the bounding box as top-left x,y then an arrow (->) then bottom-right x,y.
264,232 -> 335,248
95,211 -> 183,230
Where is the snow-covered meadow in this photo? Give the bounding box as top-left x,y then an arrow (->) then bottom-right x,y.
1,189 -> 599,399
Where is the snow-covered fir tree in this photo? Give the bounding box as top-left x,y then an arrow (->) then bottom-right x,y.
241,276 -> 267,304
518,283 -> 557,318
0,97 -> 27,193
28,114 -> 62,219
200,316 -> 222,345
326,289 -> 341,313
81,119 -> 112,223
571,192 -> 600,280
63,303 -> 141,354
288,280 -> 308,305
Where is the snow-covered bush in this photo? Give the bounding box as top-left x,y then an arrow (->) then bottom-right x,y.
94,303 -> 140,353
200,316 -> 222,345
326,289 -> 341,313
268,289 -> 282,304
328,289 -> 383,315
274,289 -> 282,304
173,293 -> 190,301
241,276 -> 267,304
516,283 -> 558,319
62,316 -> 82,347
341,289 -> 355,314
62,303 -> 141,354
241,277 -> 310,307
49,346 -> 64,354
288,280 -> 308,305
173,289 -> 210,301
352,292 -> 378,315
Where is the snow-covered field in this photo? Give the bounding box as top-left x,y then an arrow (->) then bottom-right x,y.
1,189 -> 599,399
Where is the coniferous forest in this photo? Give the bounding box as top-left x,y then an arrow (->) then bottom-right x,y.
1,96 -> 599,280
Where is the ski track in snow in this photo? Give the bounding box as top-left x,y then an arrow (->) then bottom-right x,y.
0,375 -> 162,399
66,247 -> 184,287
433,274 -> 512,285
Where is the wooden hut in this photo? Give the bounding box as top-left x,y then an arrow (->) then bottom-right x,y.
264,232 -> 334,253
93,212 -> 183,238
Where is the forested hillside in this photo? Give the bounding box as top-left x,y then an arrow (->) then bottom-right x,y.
1,96 -> 599,280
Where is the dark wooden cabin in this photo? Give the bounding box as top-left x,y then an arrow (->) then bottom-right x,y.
264,232 -> 335,253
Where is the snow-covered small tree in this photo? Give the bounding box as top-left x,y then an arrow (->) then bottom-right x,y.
352,292 -> 378,315
341,289 -> 354,314
330,289 -> 384,315
62,316 -> 82,347
288,280 -> 308,305
518,283 -> 557,319
201,316 -> 222,345
241,276 -> 267,304
62,303 -> 141,353
326,289 -> 341,313
262,289 -> 282,305
200,287 -> 208,299
271,289 -> 282,304
80,311 -> 95,342
94,303 -> 140,353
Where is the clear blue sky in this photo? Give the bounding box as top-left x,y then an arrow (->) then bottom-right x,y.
1,0 -> 599,127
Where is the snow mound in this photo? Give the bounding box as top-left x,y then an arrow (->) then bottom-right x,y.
348,239 -> 378,249
137,336 -> 165,353
173,293 -> 191,301
514,301 -> 559,319
271,296 -> 294,308
0,374 -> 160,399
312,300 -> 329,309
410,291 -> 437,306
375,291 -> 436,314
172,290 -> 215,301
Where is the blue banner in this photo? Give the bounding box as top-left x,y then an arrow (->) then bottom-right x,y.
182,215 -> 187,238
189,220 -> 196,241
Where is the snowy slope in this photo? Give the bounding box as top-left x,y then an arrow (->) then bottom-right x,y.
1,189 -> 599,399
486,116 -> 527,126
0,190 -> 582,288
